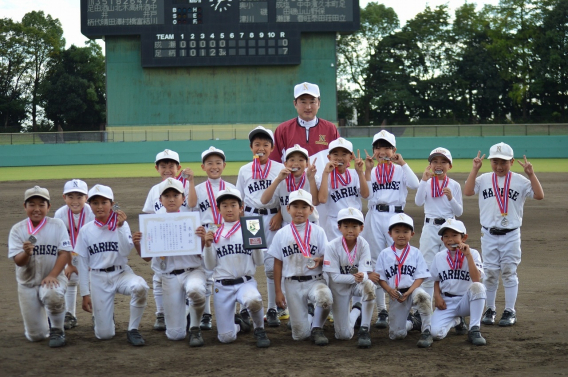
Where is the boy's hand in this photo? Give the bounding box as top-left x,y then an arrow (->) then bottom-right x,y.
422,165 -> 434,181
181,167 -> 194,181
323,161 -> 336,174
397,290 -> 410,303
23,241 -> 34,256
367,271 -> 380,284
387,287 -> 401,300
434,294 -> 447,310
204,231 -> 214,247
307,257 -> 322,269
41,276 -> 60,289
65,264 -> 78,279
306,158 -> 317,179
442,187 -> 453,201
364,150 -> 375,171
277,167 -> 292,181
354,150 -> 364,173
276,291 -> 287,309
116,210 -> 127,228
459,242 -> 471,258
82,295 -> 93,313
353,272 -> 364,283
391,153 -> 405,166
517,155 -> 534,175
473,151 -> 485,170
132,231 -> 142,247
269,211 -> 282,231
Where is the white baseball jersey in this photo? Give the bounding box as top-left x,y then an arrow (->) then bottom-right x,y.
324,168 -> 363,215
74,220 -> 134,295
415,178 -> 463,218
203,221 -> 263,280
474,172 -> 534,228
267,222 -> 328,277
430,248 -> 484,296
375,244 -> 430,289
143,180 -> 190,214
323,236 -> 373,282
54,205 -> 96,232
8,217 -> 72,286
274,174 -> 321,224
367,163 -> 420,207
191,178 -> 236,226
236,160 -> 285,210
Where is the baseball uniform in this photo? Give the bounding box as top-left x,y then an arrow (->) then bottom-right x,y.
323,168 -> 363,240
274,173 -> 321,226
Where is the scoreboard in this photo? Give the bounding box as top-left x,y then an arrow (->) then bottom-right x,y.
81,0 -> 359,67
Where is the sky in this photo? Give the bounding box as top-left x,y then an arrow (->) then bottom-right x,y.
1,0 -> 501,49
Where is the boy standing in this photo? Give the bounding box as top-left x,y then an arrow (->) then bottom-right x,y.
8,186 -> 72,347
54,179 -> 95,330
464,142 -> 544,326
375,214 -> 433,348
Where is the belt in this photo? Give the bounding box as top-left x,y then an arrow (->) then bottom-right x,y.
166,268 -> 196,276
287,274 -> 322,282
483,226 -> 518,236
245,206 -> 278,215
398,287 -> 410,294
216,276 -> 252,286
93,266 -> 123,273
375,204 -> 403,213
426,218 -> 446,225
444,292 -> 462,298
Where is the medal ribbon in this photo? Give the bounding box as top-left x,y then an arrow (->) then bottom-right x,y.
27,217 -> 47,235
391,243 -> 411,288
252,156 -> 271,180
291,221 -> 312,258
446,250 -> 465,270
176,171 -> 187,186
375,163 -> 395,184
492,172 -> 511,216
67,208 -> 86,248
206,179 -> 225,225
331,168 -> 352,190
431,175 -> 449,197
342,237 -> 357,265
213,222 -> 241,243
94,210 -> 118,231
286,172 -> 306,192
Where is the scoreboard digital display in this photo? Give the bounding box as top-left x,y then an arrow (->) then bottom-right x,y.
81,0 -> 359,67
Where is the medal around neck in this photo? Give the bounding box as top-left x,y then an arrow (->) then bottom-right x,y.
28,235 -> 37,244
501,216 -> 509,227
306,258 -> 316,269
349,266 -> 358,275
160,258 -> 167,270
434,169 -> 443,175
112,204 -> 120,211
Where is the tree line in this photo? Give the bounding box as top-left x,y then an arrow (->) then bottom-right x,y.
0,11 -> 105,133
337,0 -> 568,126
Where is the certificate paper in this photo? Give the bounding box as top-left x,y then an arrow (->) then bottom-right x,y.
139,212 -> 201,257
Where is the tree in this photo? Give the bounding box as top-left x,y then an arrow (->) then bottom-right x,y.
40,41 -> 106,130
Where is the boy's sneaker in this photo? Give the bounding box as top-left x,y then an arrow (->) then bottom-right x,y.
126,329 -> 145,346
186,312 -> 191,333
467,325 -> 487,346
200,313 -> 212,331
277,307 -> 290,320
482,308 -> 496,325
154,313 -> 166,331
64,312 -> 77,330
235,313 -> 251,333
417,329 -> 433,348
498,310 -> 517,327
265,308 -> 280,327
454,316 -> 468,335
409,311 -> 422,331
352,302 -> 362,329
327,312 -> 334,323
307,303 -> 315,317
49,328 -> 66,348
375,309 -> 388,329
189,326 -> 204,347
240,309 -> 252,327
310,327 -> 329,346
254,328 -> 271,348
357,326 -> 371,348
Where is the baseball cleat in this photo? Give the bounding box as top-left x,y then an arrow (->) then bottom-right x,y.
49,328 -> 66,348
266,308 -> 280,327
409,311 -> 422,331
254,327 -> 271,348
287,320 -> 292,330
357,326 -> 372,348
64,312 -> 77,330
200,313 -> 212,331
375,309 -> 388,329
235,313 -> 251,333
417,329 -> 433,348
454,316 -> 468,335
498,310 -> 517,327
189,327 -> 204,347
482,308 -> 496,325
277,307 -> 290,320
126,329 -> 145,346
310,327 -> 329,346
352,302 -> 362,329
307,303 -> 315,317
154,312 -> 166,331
240,309 -> 252,327
327,312 -> 334,323
467,326 -> 487,346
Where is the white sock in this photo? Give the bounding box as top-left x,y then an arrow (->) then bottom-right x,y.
348,307 -> 360,328
406,320 -> 413,332
376,287 -> 387,311
361,300 -> 374,329
154,294 -> 164,315
129,305 -> 145,330
504,285 -> 518,312
266,278 -> 276,311
486,290 -> 497,310
250,307 -> 265,329
204,294 -> 211,315
48,310 -> 65,331
188,305 -> 204,329
312,306 -> 330,328
469,299 -> 485,328
65,284 -> 77,316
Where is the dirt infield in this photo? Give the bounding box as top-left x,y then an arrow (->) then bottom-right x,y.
1,173 -> 567,376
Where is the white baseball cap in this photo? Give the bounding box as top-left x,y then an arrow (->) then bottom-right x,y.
201,146 -> 226,163
388,213 -> 414,231
155,149 -> 180,164
438,219 -> 467,236
159,178 -> 185,196
88,184 -> 114,201
328,137 -> 353,154
488,142 -> 514,160
25,186 -> 50,201
372,130 -> 396,148
288,189 -> 313,207
285,144 -> 309,161
294,82 -> 320,99
216,187 -> 242,205
63,179 -> 88,195
428,147 -> 453,165
337,207 -> 364,224
248,125 -> 274,143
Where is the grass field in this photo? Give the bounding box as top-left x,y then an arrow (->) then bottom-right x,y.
0,159 -> 565,181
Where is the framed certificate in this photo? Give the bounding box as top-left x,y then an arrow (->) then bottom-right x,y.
240,216 -> 267,249
139,212 -> 201,257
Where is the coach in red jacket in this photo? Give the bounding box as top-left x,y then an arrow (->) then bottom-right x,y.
269,82 -> 340,163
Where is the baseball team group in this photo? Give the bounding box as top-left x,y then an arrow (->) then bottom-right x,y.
8,82 -> 543,350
